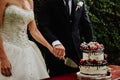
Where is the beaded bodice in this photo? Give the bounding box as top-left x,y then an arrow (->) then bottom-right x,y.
0,5 -> 34,47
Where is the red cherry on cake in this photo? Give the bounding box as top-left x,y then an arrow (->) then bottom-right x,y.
88,59 -> 92,63
103,60 -> 107,63
80,59 -> 84,64
92,59 -> 98,64
80,46 -> 84,49
90,47 -> 95,50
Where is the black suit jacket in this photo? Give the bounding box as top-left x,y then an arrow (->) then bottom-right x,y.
36,0 -> 93,63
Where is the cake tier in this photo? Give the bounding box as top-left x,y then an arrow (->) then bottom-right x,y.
83,51 -> 104,61
80,65 -> 108,75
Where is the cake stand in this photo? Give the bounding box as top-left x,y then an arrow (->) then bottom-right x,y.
77,71 -> 112,80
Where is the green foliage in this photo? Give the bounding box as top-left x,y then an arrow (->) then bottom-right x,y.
85,0 -> 120,65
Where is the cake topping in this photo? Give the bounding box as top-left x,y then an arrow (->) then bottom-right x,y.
80,42 -> 104,51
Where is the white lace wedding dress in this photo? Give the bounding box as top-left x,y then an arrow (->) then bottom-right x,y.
0,5 -> 49,80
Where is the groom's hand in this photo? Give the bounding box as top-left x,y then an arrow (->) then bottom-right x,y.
53,44 -> 65,59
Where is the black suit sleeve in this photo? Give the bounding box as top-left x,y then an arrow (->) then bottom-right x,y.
79,1 -> 94,42
36,0 -> 58,44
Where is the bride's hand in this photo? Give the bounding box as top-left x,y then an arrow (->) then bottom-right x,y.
0,58 -> 12,77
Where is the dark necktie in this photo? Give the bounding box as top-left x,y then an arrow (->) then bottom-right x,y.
65,0 -> 69,14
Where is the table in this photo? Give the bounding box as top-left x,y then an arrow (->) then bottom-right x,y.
44,65 -> 120,80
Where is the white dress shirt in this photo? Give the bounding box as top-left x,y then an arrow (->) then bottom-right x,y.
63,0 -> 72,15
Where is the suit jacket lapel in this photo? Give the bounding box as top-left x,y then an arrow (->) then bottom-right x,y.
73,0 -> 84,26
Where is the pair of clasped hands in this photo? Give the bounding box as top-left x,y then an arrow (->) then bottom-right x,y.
52,44 -> 66,59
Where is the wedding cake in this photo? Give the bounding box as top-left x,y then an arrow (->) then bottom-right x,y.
79,42 -> 109,76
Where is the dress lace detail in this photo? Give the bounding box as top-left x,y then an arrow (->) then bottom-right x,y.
0,5 -> 34,47
0,5 -> 49,80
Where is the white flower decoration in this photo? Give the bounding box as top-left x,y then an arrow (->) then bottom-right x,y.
76,1 -> 83,11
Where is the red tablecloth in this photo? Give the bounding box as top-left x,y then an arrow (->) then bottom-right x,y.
109,65 -> 120,79
44,65 -> 120,80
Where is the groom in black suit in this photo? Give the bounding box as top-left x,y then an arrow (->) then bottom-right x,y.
36,0 -> 94,77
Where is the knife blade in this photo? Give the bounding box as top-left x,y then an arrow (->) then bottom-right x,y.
63,57 -> 79,68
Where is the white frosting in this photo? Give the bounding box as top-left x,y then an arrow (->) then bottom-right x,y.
80,66 -> 108,75
83,52 -> 104,61
80,51 -> 108,75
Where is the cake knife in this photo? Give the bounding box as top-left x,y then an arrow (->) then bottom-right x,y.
62,57 -> 79,68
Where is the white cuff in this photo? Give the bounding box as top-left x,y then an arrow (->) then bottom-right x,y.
52,40 -> 62,47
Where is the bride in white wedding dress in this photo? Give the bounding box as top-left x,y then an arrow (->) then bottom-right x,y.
0,0 -> 65,80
